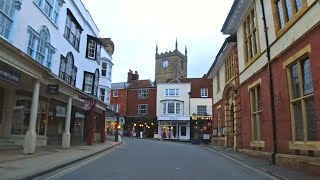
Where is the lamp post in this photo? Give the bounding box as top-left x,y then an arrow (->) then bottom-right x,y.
115,116 -> 119,142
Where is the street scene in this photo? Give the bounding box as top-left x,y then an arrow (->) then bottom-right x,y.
0,0 -> 320,179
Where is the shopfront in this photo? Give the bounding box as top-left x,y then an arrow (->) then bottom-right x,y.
190,115 -> 212,140
157,116 -> 190,141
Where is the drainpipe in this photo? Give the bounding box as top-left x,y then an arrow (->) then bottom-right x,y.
260,0 -> 277,165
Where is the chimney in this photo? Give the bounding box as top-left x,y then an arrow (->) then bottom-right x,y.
134,71 -> 139,81
127,69 -> 133,83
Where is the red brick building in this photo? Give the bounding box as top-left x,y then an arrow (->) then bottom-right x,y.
126,80 -> 157,138
208,0 -> 320,174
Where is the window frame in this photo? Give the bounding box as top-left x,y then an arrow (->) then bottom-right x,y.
64,10 -> 82,50
163,101 -> 182,115
165,88 -> 179,97
83,71 -> 94,94
34,0 -> 62,25
101,62 -> 107,77
248,79 -> 263,146
225,53 -> 234,83
138,89 -> 149,99
138,104 -> 149,115
242,4 -> 260,65
59,52 -> 77,86
197,105 -> 207,115
113,90 -> 118,97
283,44 -> 319,151
200,88 -> 208,97
0,0 -> 15,40
271,0 -> 308,37
99,88 -> 106,102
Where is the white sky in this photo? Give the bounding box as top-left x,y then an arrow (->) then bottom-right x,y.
82,0 -> 234,82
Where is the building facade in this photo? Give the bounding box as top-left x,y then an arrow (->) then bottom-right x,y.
155,39 -> 187,84
156,81 -> 191,141
0,0 -> 114,154
208,0 -> 320,174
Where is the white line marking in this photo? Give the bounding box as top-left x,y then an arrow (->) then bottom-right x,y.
204,147 -> 286,180
43,149 -> 114,180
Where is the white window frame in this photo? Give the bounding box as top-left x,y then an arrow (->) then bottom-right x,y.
84,73 -> 94,94
0,0 -> 15,40
112,104 -> 119,113
101,62 -> 107,77
113,90 -> 118,97
138,89 -> 149,99
165,88 -> 179,96
87,39 -> 96,59
138,104 -> 148,115
34,0 -> 62,24
163,102 -> 182,115
197,105 -> 207,115
99,88 -> 106,102
200,88 -> 208,97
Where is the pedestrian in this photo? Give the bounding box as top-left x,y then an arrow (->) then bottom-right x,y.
140,131 -> 143,139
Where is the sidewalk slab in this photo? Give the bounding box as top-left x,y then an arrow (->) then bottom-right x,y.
0,141 -> 122,180
204,145 -> 319,180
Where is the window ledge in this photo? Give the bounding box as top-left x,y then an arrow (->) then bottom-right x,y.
33,2 -> 59,30
289,141 -> 320,151
245,52 -> 262,68
250,141 -> 265,148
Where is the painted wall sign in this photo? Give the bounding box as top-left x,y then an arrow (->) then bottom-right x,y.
0,66 -> 20,84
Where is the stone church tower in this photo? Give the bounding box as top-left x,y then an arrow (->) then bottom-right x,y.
155,39 -> 188,84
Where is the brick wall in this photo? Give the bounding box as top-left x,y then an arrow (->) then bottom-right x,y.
110,89 -> 127,116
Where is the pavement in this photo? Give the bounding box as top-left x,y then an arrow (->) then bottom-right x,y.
0,138 -> 122,180
203,145 -> 319,180
33,137 -> 317,180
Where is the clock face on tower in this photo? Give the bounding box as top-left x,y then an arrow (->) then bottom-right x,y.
162,59 -> 169,68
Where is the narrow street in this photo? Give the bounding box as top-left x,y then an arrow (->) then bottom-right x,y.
37,138 -> 273,180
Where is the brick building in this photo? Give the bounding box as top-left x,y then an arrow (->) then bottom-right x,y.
207,0 -> 320,174
110,70 -> 157,138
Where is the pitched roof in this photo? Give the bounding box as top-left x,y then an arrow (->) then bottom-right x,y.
128,79 -> 155,89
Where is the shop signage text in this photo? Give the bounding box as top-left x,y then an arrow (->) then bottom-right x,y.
0,67 -> 20,84
47,85 -> 59,94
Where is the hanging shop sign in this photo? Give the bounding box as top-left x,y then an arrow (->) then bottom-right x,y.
47,85 -> 59,94
0,66 -> 20,84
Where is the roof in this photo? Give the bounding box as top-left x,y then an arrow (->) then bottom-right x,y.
128,80 -> 155,89
166,78 -> 211,83
111,82 -> 130,90
221,0 -> 253,34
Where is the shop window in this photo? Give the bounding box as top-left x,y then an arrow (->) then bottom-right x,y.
181,125 -> 187,136
11,97 -> 48,136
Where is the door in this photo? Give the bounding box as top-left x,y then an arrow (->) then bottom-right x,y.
179,123 -> 189,140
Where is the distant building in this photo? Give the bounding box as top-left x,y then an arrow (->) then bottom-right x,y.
155,39 -> 187,84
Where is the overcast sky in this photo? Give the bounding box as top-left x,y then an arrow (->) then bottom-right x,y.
82,0 -> 233,82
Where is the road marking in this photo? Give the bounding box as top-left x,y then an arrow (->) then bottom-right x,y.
43,149 -> 114,180
203,147 -> 287,180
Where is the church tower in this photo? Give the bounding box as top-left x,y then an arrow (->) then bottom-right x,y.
155,39 -> 188,84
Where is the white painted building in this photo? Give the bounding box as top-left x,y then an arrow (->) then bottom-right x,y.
156,82 -> 191,141
0,0 -> 114,153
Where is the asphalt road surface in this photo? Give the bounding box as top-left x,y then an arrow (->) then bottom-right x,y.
37,138 -> 273,180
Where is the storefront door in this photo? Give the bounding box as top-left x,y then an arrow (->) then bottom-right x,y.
179,123 -> 189,140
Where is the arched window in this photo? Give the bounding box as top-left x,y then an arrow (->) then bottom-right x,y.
93,69 -> 99,96
27,26 -> 55,69
59,52 -> 77,86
